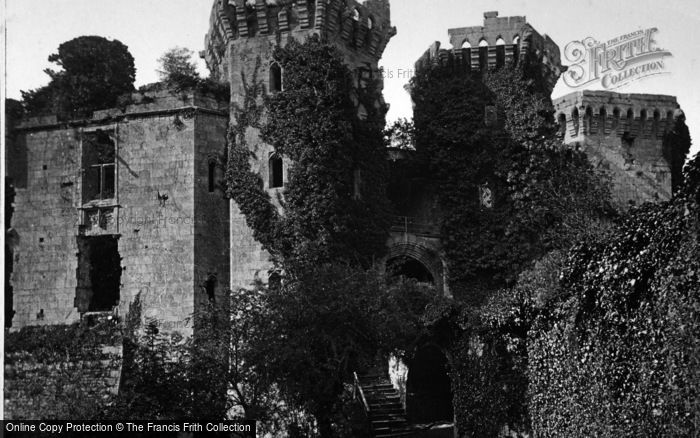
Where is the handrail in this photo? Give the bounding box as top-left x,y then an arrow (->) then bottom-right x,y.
353,372 -> 371,415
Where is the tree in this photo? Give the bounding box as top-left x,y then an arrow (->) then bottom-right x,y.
157,47 -> 200,87
21,36 -> 136,119
249,264 -> 435,437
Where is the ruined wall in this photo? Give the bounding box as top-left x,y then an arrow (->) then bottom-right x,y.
203,0 -> 395,290
4,325 -> 122,420
10,126 -> 83,328
9,90 -> 229,331
554,90 -> 677,209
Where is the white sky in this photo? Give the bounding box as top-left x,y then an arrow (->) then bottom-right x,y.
3,0 -> 699,156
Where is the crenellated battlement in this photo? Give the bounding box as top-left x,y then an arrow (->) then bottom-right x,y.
204,0 -> 395,81
554,90 -> 681,209
554,91 -> 680,141
415,11 -> 565,94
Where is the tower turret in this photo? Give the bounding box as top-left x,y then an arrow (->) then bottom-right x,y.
203,0 -> 396,292
204,0 -> 396,86
415,11 -> 565,94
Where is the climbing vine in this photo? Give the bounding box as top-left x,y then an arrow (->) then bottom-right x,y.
224,57 -> 282,256
409,61 -> 613,435
410,63 -> 610,300
226,35 -> 391,273
528,154 -> 699,437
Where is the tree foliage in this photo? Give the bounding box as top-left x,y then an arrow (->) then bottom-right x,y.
223,36 -> 418,436
157,47 -> 200,81
22,36 -> 136,119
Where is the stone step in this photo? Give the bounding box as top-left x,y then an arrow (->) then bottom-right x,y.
373,426 -> 413,436
371,419 -> 408,428
370,412 -> 406,420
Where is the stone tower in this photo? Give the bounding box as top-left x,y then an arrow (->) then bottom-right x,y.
7,89 -> 230,331
415,11 -> 565,94
202,0 -> 396,290
554,91 -> 680,208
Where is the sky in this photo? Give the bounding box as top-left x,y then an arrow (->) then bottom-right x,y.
3,0 -> 699,156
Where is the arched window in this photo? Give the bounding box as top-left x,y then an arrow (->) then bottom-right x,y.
478,38 -> 488,69
208,161 -> 216,193
496,37 -> 506,67
599,107 -> 607,134
640,109 -> 648,136
653,110 -> 660,136
572,107 -> 580,136
270,63 -> 282,93
558,113 -> 567,136
513,35 -> 520,44
585,106 -> 593,134
269,154 -> 283,188
367,16 -> 373,29
459,40 -> 471,70
612,107 -> 621,132
352,8 -> 360,21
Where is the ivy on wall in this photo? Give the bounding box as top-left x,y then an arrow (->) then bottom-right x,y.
409,61 -> 613,435
410,63 -> 610,301
528,155 -> 700,437
226,35 -> 391,273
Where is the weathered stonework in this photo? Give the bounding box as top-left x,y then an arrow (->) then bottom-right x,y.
4,342 -> 122,419
204,0 -> 396,291
554,90 -> 678,208
8,89 -> 230,331
415,11 -> 565,94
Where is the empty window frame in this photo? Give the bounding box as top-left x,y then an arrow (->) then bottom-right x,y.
82,129 -> 116,202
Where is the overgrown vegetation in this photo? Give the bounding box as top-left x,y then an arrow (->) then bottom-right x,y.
528,155 -> 699,437
227,35 -> 390,272
4,321 -> 122,420
407,60 -> 618,435
223,36 -> 430,436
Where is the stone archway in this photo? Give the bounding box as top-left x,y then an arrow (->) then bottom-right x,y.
384,241 -> 446,295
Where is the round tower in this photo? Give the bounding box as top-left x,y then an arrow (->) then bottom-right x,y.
204,0 -> 396,102
202,0 -> 396,291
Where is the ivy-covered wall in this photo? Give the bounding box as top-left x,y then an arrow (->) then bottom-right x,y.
226,35 -> 391,275
528,155 -> 700,437
4,322 -> 123,419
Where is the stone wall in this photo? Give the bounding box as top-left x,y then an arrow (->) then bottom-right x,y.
4,325 -> 122,420
415,11 -> 564,94
554,90 -> 677,209
8,89 -> 229,331
203,0 -> 396,291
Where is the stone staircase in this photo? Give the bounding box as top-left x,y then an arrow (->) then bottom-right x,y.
357,374 -> 414,438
